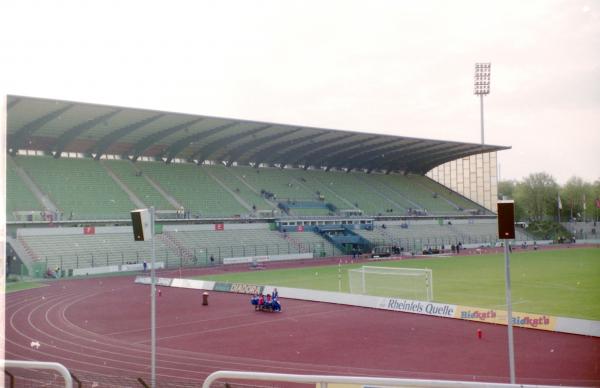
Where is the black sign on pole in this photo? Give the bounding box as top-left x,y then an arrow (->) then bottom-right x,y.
131,209 -> 152,241
497,200 -> 515,240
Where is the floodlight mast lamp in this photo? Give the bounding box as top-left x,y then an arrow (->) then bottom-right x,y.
474,62 -> 491,144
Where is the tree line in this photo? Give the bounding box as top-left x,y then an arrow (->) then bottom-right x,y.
498,173 -> 600,222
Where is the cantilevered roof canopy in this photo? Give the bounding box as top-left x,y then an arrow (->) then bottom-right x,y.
6,95 -> 509,174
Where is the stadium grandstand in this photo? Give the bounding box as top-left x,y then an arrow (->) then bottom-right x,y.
5,95 -> 520,278
6,95 -> 600,388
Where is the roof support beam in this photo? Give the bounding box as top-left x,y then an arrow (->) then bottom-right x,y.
224,128 -> 302,166
337,140 -> 423,171
403,144 -> 477,166
90,114 -> 164,160
188,124 -> 272,163
268,132 -> 340,166
11,104 -> 74,153
128,118 -> 204,161
52,110 -> 121,158
260,132 -> 334,166
162,121 -> 238,163
307,134 -> 377,167
249,130 -> 321,166
405,145 -> 486,174
318,139 -> 391,169
276,133 -> 356,167
374,142 -> 451,172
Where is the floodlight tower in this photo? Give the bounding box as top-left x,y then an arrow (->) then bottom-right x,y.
474,63 -> 491,144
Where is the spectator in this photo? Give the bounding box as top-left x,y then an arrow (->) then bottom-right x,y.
251,294 -> 259,310
210,255 -> 215,265
272,298 -> 281,312
46,268 -> 57,279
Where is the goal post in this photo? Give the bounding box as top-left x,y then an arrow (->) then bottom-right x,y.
348,266 -> 433,301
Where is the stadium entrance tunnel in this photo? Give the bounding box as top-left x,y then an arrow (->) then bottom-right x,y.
315,225 -> 371,255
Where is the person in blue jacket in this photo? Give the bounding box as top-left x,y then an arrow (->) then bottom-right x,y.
271,296 -> 281,312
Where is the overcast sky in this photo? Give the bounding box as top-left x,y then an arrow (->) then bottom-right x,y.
1,0 -> 599,184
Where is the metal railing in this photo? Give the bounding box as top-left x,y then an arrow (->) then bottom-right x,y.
24,241 -> 341,278
202,370 -> 578,388
1,360 -> 72,388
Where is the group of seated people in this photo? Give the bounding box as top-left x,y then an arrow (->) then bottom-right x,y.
251,289 -> 281,312
45,267 -> 60,278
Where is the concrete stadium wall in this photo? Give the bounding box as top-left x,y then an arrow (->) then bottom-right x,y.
223,253 -> 313,265
163,223 -> 270,232
17,223 -> 273,237
17,226 -> 132,236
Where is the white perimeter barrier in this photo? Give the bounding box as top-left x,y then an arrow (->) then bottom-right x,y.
262,285 -> 456,318
223,253 -> 313,265
170,278 -> 215,290
137,278 -> 600,337
73,261 -> 164,276
555,316 -> 600,337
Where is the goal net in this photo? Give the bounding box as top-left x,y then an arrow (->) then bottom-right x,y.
348,266 -> 433,301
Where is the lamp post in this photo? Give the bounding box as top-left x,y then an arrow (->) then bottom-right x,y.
474,62 -> 491,144
130,208 -> 157,388
498,200 -> 516,384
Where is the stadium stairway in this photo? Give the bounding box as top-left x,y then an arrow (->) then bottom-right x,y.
15,236 -> 39,260
135,164 -> 183,210
100,161 -> 146,209
420,175 -> 489,214
287,169 -> 358,212
204,168 -> 253,212
279,233 -> 307,253
235,172 -> 280,209
10,157 -> 59,214
157,232 -> 195,265
354,174 -> 409,213
366,174 -> 422,210
7,236 -> 37,265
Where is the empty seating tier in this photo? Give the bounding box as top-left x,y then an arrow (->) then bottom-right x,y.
15,156 -> 135,220
137,161 -> 248,217
6,156 -> 43,220
103,159 -> 175,210
8,156 -> 489,219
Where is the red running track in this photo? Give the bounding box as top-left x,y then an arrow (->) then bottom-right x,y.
5,267 -> 600,387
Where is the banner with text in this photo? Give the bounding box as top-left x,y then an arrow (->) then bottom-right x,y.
379,298 -> 456,318
454,305 -> 557,331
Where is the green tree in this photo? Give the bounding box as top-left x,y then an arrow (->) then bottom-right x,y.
498,180 -> 517,200
562,176 -> 592,221
589,178 -> 600,221
513,172 -> 559,221
498,180 -> 525,220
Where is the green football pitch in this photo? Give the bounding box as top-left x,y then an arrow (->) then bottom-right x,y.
195,247 -> 600,320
